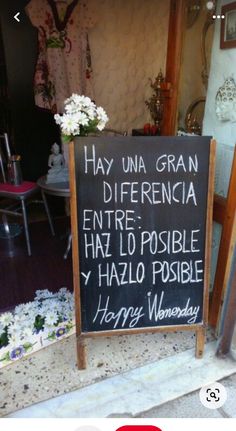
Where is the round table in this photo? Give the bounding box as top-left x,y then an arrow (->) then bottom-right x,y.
37,176 -> 71,258
37,176 -> 70,198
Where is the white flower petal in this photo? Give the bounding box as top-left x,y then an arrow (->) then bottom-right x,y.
0,311 -> 14,327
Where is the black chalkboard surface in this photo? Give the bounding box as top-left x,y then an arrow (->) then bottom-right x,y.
69,136 -> 215,367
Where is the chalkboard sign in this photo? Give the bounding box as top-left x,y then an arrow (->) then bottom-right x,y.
69,136 -> 216,369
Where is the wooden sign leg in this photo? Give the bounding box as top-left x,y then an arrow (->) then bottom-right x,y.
77,335 -> 86,369
195,327 -> 205,358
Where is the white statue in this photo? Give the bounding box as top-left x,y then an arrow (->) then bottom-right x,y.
46,143 -> 69,183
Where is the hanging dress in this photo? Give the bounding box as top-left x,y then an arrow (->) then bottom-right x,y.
26,0 -> 95,113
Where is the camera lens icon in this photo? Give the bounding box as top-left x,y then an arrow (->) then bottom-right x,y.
199,382 -> 227,409
206,388 -> 220,402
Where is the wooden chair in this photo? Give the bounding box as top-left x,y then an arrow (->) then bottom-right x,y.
0,132 -> 55,256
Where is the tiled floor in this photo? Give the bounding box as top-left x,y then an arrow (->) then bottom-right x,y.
0,328 -> 215,417
139,372 -> 236,418
6,341 -> 236,418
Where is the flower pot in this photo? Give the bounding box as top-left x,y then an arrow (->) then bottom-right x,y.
0,320 -> 75,369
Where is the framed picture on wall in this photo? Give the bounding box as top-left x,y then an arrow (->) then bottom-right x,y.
220,1 -> 236,49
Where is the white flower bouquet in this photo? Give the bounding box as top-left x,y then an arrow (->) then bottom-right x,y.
54,94 -> 109,141
0,288 -> 75,367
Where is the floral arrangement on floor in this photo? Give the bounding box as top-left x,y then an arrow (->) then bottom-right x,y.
0,288 -> 75,367
54,94 -> 109,141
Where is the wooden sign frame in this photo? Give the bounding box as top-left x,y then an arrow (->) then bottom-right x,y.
210,145 -> 236,330
69,138 -> 216,369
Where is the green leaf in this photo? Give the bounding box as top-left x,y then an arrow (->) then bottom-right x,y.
0,331 -> 9,348
66,322 -> 74,331
62,134 -> 71,143
0,351 -> 10,362
46,331 -> 56,341
22,342 -> 33,350
34,315 -> 45,331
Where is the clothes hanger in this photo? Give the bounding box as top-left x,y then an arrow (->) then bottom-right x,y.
48,0 -> 78,31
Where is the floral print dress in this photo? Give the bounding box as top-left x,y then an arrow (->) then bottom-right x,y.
26,0 -> 95,113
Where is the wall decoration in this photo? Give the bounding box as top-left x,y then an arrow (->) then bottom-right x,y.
215,77 -> 236,122
186,0 -> 201,29
145,70 -> 165,133
220,1 -> 236,49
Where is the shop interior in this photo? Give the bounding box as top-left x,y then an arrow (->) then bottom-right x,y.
0,0 -> 234,334
1,0 -> 236,418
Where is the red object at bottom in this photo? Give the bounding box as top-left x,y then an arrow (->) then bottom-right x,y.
143,123 -> 160,135
150,124 -> 158,135
143,123 -> 151,135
